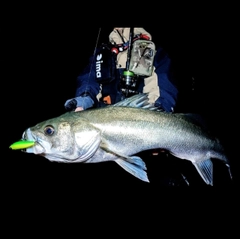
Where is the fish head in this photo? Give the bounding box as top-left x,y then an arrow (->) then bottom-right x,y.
21,113 -> 101,163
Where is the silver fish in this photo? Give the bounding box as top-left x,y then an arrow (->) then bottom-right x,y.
17,94 -> 232,185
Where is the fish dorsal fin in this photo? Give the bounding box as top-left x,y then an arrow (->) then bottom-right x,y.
112,93 -> 158,110
192,159 -> 213,185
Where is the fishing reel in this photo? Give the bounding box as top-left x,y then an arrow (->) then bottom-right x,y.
120,70 -> 139,97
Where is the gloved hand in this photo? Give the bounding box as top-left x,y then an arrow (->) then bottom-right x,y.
64,96 -> 94,111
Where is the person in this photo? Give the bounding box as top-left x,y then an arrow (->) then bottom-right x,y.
64,27 -> 190,186
64,27 -> 179,113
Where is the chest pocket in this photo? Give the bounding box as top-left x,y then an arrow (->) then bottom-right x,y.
129,40 -> 156,77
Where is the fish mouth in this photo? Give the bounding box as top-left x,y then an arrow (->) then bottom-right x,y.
21,128 -> 45,154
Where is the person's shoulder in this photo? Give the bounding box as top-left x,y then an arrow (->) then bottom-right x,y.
135,27 -> 150,34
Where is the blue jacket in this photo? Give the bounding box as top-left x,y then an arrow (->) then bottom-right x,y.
75,45 -> 178,112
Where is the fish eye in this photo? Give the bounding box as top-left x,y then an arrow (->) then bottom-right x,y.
44,125 -> 55,136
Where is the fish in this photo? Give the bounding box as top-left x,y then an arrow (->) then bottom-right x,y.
10,93 -> 232,185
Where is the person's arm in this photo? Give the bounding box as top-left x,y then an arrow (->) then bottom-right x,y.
64,55 -> 101,111
153,47 -> 178,112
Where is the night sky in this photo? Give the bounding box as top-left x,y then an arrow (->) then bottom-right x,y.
2,12 -> 238,224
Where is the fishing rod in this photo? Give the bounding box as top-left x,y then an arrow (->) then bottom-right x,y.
121,27 -> 137,97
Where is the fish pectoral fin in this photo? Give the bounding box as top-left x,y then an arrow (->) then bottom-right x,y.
115,156 -> 149,183
192,159 -> 213,185
100,141 -> 149,182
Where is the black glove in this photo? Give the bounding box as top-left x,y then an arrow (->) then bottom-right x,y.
64,96 -> 94,111
64,99 -> 77,111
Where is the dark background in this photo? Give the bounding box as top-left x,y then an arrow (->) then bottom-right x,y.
2,9 -> 239,228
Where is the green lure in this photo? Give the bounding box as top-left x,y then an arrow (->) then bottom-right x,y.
9,140 -> 35,150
